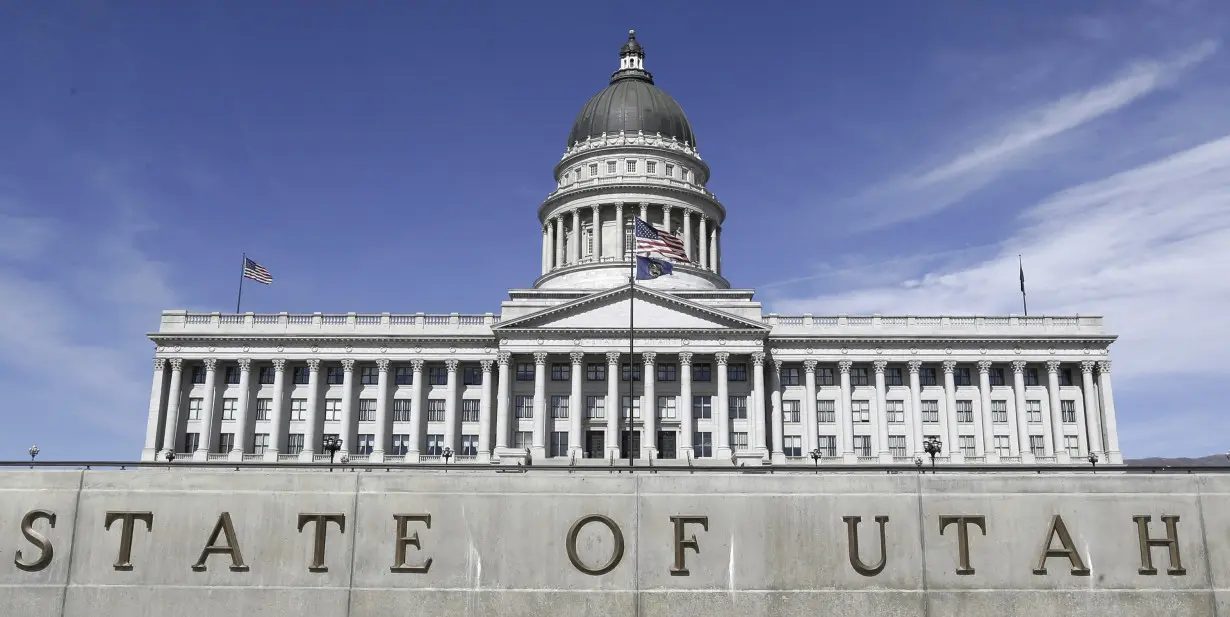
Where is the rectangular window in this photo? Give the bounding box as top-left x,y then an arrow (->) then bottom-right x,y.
515,395 -> 533,419
394,366 -> 413,385
621,396 -> 641,419
516,363 -> 534,381
391,434 -> 410,456
886,367 -> 904,387
426,400 -> 445,422
682,167 -> 690,182
646,160 -> 657,174
216,433 -> 234,453
620,363 -> 641,381
183,432 -> 200,453
818,435 -> 837,457
885,400 -> 904,423
817,367 -> 835,386
729,363 -> 747,381
356,434 -> 374,455
324,366 -> 341,385
253,433 -> 269,454
324,398 -> 341,421
657,396 -> 676,420
550,431 -> 569,457
586,395 -> 606,419
781,366 -> 800,386
224,365 -> 241,385
589,163 -> 598,177
889,435 -> 907,457
692,431 -> 712,457
286,434 -> 304,455
625,160 -> 637,173
461,434 -> 478,457
990,368 -> 1006,386
393,399 -> 411,422
657,363 -> 677,382
551,363 -> 570,381
853,435 -> 871,457
259,366 -> 275,385
692,363 -> 711,382
851,367 -> 870,386
360,366 -> 378,385
551,395 -> 569,419
1026,368 -> 1040,387
783,435 -> 802,457
587,363 -> 606,381
1062,400 -> 1076,423
992,400 -> 1009,424
463,366 -> 482,386
461,399 -> 480,423
191,365 -> 206,384
921,400 -> 940,423
817,400 -> 836,423
665,163 -> 675,177
994,436 -> 1011,456
188,397 -> 203,420
732,432 -> 749,451
221,398 -> 237,421
1060,368 -> 1074,387
1030,435 -> 1045,455
290,398 -> 306,422
358,399 -> 376,422
426,434 -> 444,456
293,366 -> 310,385
692,396 -> 711,419
851,400 -> 870,423
955,368 -> 972,387
955,400 -> 974,423
606,160 -> 617,174
514,431 -> 532,450
959,436 -> 976,456
1065,435 -> 1080,457
1027,400 -> 1042,423
728,396 -> 748,419
921,368 -> 938,387
428,367 -> 447,385
783,400 -> 801,423
255,398 -> 271,421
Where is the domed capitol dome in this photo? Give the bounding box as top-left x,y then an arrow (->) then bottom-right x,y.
565,30 -> 697,148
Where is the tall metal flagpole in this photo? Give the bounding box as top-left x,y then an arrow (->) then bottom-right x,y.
236,252 -> 247,314
628,248 -> 635,469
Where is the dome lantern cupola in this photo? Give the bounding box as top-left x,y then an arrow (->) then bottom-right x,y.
618,29 -> 645,72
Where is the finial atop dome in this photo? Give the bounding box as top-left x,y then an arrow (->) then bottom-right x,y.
619,29 -> 645,71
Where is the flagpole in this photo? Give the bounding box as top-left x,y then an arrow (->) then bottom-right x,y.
1018,254 -> 1028,316
628,250 -> 635,469
236,252 -> 246,314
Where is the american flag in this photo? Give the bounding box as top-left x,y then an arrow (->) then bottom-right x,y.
242,257 -> 273,285
633,217 -> 690,263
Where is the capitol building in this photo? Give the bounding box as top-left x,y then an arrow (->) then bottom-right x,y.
140,32 -> 1121,468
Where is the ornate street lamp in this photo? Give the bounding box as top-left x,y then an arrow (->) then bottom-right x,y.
809,448 -> 822,470
323,436 -> 343,468
28,445 -> 39,469
923,437 -> 943,470
442,447 -> 453,465
1088,452 -> 1099,471
166,451 -> 176,463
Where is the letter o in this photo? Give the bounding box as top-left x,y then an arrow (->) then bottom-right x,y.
566,514 -> 625,576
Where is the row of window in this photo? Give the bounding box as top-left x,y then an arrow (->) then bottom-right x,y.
779,365 -> 1076,388
785,434 -> 1083,459
559,159 -> 693,187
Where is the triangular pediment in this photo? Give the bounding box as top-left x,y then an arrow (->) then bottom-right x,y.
496,285 -> 768,332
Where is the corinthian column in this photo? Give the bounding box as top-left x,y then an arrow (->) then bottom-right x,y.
160,358 -> 184,459
230,358 -> 252,461
1012,361 -> 1031,462
478,359 -> 494,463
555,216 -> 565,266
300,359 -> 321,461
592,205 -> 603,261
408,359 -> 424,461
907,361 -> 922,457
838,360 -> 854,461
339,359 -> 356,454
803,360 -> 819,456
715,352 -> 731,458
494,353 -> 512,454
531,352 -> 548,460
770,357 -> 784,464
569,351 -> 584,459
267,359 -> 287,460
682,210 -> 693,261
194,358 -> 218,461
1081,360 -> 1103,456
615,204 -> 625,259
873,360 -> 890,462
751,351 -> 767,460
642,351 -> 658,459
372,358 -> 390,462
570,209 -> 581,264
679,352 -> 695,461
444,359 -> 459,454
698,216 -> 709,270
977,360 -> 992,460
1098,361 -> 1121,464
942,360 -> 960,463
143,358 -> 168,462
606,351 -> 621,459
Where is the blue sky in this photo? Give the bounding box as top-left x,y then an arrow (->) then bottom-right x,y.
1,1 -> 1227,461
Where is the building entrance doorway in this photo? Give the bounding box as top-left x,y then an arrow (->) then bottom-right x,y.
585,431 -> 605,459
657,431 -> 677,459
620,430 -> 641,459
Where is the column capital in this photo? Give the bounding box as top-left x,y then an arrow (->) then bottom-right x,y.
169,358 -> 184,371
237,358 -> 251,370
701,214 -> 710,223
977,360 -> 992,373
873,360 -> 887,374
445,359 -> 460,372
202,358 -> 217,371
376,358 -> 390,372
606,351 -> 621,365
941,360 -> 956,374
1079,360 -> 1094,374
751,351 -> 766,366
907,360 -> 922,374
481,359 -> 494,373
678,351 -> 694,366
838,360 -> 852,374
410,358 -> 425,371
569,351 -> 585,366
614,203 -> 623,212
1011,360 -> 1027,374
682,208 -> 692,220
714,352 -> 730,365
803,359 -> 818,372
271,358 -> 285,371
497,351 -> 511,366
642,351 -> 657,366
1097,360 -> 1111,374
533,352 -> 549,366
153,357 -> 166,371
772,359 -> 783,374
341,358 -> 355,371
306,358 -> 321,371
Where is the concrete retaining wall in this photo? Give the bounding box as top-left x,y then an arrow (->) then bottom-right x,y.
1,469 -> 1227,616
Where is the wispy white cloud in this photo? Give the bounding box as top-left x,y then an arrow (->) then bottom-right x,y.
846,40 -> 1219,230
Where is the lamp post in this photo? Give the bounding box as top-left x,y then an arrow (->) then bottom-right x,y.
809,448 -> 822,471
323,436 -> 343,470
166,451 -> 176,463
442,447 -> 453,465
923,437 -> 943,471
1088,452 -> 1099,471
28,445 -> 39,469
